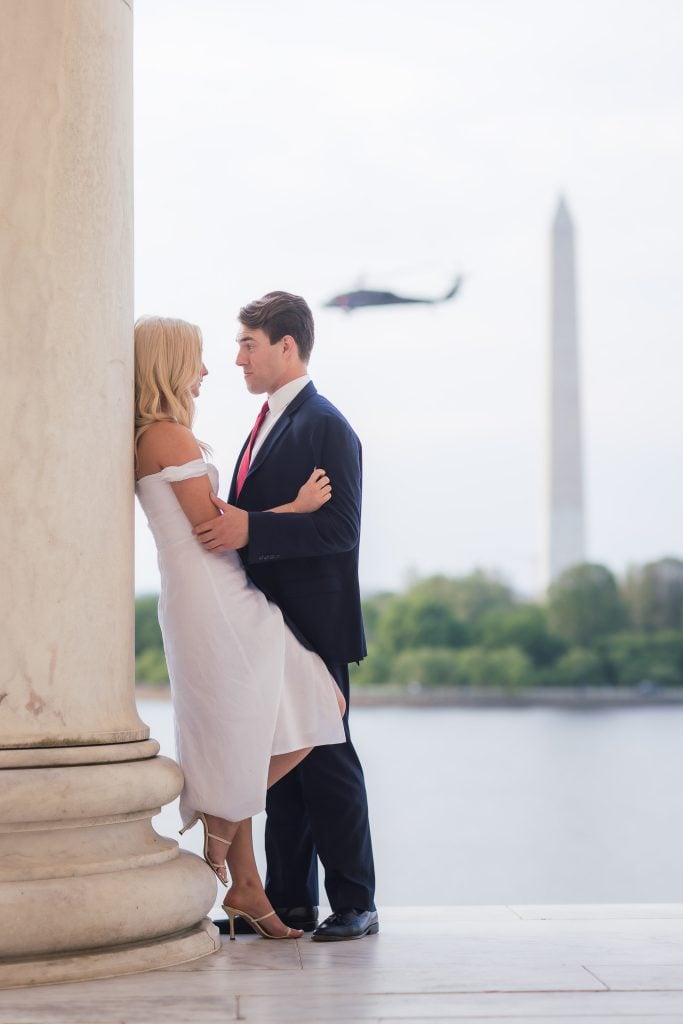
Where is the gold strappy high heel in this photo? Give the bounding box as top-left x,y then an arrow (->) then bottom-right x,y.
179,812 -> 232,887
222,904 -> 302,941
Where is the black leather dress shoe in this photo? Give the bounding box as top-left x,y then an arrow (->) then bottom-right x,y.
214,905 -> 318,936
311,909 -> 379,942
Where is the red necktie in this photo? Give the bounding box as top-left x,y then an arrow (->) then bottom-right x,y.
236,400 -> 269,496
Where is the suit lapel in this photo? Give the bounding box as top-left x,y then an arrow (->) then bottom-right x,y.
244,381 -> 317,488
228,435 -> 250,504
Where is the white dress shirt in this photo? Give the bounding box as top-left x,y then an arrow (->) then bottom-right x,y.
250,374 -> 311,460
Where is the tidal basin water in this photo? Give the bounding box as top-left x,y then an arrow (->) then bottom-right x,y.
139,699 -> 683,907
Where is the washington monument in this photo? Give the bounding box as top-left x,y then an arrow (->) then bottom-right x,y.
545,196 -> 586,587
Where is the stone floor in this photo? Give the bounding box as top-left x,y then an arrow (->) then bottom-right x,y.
2,905 -> 683,1022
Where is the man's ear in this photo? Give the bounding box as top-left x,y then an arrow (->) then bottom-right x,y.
281,334 -> 296,357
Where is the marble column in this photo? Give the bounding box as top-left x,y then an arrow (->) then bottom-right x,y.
0,0 -> 219,987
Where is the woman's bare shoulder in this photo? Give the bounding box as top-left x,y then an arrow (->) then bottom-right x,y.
140,420 -> 195,442
137,422 -> 202,475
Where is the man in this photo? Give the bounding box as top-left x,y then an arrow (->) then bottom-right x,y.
195,291 -> 377,941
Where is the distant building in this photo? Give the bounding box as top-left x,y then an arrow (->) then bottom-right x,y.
544,197 -> 586,587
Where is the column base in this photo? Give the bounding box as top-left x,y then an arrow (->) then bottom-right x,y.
0,749 -> 220,984
0,918 -> 220,990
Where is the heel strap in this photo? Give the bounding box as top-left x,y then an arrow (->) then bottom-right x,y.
206,832 -> 232,847
252,910 -> 276,924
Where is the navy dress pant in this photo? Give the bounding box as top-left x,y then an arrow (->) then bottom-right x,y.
264,663 -> 376,912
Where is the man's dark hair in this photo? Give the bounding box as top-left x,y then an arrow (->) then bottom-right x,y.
239,291 -> 315,363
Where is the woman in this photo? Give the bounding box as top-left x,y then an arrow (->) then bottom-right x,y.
134,316 -> 345,940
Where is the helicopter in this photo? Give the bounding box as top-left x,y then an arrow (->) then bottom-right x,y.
324,274 -> 463,312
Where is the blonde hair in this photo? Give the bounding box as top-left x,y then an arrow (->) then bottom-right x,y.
134,315 -> 209,461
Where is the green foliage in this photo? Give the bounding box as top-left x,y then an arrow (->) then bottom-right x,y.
547,563 -> 626,647
478,604 -> 565,666
408,571 -> 515,624
376,594 -> 468,654
135,646 -> 169,684
600,631 -> 683,687
135,595 -> 163,657
360,592 -> 396,647
135,595 -> 167,683
136,560 -> 683,691
391,647 -> 462,686
393,644 -> 532,689
622,558 -> 683,631
542,647 -> 608,687
349,647 -> 394,685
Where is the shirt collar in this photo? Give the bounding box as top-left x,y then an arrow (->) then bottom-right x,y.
267,374 -> 311,417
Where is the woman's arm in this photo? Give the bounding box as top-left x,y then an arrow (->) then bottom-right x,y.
139,422 -> 220,528
246,414 -> 361,561
145,421 -> 329,527
192,467 -> 333,553
270,468 -> 332,514
171,475 -> 221,528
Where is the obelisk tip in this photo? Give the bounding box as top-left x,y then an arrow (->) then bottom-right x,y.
553,194 -> 572,229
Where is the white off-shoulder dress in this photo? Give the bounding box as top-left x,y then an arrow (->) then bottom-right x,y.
136,458 -> 345,824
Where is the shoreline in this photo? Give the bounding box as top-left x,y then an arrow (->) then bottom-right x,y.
134,682 -> 683,709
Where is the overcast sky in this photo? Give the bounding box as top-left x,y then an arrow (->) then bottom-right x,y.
133,0 -> 682,597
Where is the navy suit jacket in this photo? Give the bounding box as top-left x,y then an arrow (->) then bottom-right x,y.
228,382 -> 367,666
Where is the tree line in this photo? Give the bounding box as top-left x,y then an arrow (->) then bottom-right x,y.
135,557 -> 683,689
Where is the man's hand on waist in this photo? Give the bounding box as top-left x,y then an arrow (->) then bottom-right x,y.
194,494 -> 249,552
